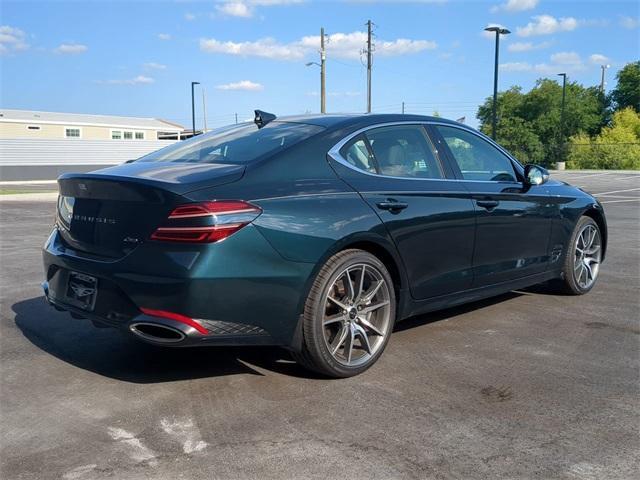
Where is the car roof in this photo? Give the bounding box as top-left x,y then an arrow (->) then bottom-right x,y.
275,113 -> 463,130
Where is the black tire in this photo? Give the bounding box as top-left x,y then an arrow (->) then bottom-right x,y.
293,249 -> 397,378
553,216 -> 602,295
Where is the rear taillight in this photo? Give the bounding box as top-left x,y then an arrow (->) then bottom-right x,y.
150,200 -> 262,244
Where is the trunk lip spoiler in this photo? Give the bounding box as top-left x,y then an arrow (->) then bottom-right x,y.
57,163 -> 246,196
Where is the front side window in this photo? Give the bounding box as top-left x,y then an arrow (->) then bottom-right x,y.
436,125 -> 516,182
112,130 -> 122,140
366,125 -> 443,179
123,131 -> 133,140
135,131 -> 144,140
139,122 -> 324,165
65,128 -> 80,138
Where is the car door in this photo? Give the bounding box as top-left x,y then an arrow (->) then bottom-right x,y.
432,124 -> 553,287
328,124 -> 476,300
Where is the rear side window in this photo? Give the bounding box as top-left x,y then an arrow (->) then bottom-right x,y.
366,125 -> 443,179
436,125 -> 517,182
340,135 -> 377,173
139,122 -> 324,164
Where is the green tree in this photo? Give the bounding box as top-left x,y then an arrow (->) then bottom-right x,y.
567,107 -> 640,169
477,79 -> 608,166
610,61 -> 640,113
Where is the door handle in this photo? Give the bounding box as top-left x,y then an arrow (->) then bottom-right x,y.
376,201 -> 408,212
476,199 -> 499,210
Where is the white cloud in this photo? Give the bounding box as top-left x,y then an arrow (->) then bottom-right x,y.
216,80 -> 264,91
201,37 -> 305,60
216,2 -> 253,17
501,52 -> 589,74
500,62 -> 534,72
490,0 -> 538,13
54,43 -> 88,54
550,51 -> 582,66
619,15 -> 639,29
0,25 -> 29,55
157,33 -> 171,40
214,0 -> 304,18
143,62 -> 167,70
507,40 -> 551,52
184,12 -> 196,21
98,75 -> 155,85
589,53 -> 610,65
516,15 -> 578,37
201,31 -> 435,61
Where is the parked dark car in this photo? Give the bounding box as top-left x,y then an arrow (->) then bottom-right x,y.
42,112 -> 607,377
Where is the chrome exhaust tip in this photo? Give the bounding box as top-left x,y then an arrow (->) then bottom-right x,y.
129,322 -> 186,344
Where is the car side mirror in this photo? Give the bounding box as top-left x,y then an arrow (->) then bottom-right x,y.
524,164 -> 549,186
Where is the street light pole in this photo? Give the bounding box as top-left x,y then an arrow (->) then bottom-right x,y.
558,73 -> 567,162
191,81 -> 200,137
366,20 -> 373,113
320,27 -> 326,114
600,64 -> 610,93
484,26 -> 510,140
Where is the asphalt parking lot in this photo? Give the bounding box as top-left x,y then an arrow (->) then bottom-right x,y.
1,171 -> 638,480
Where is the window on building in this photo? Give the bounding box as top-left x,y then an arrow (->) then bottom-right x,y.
135,131 -> 144,140
27,125 -> 41,131
123,131 -> 133,140
65,128 -> 81,138
112,131 -> 122,140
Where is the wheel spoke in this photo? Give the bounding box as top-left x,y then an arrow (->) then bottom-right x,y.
323,313 -> 345,326
362,280 -> 383,303
327,295 -> 348,311
584,262 -> 593,281
357,315 -> 384,336
353,323 -> 372,355
361,300 -> 390,314
585,245 -> 600,256
330,326 -> 348,355
355,265 -> 366,302
344,269 -> 356,302
343,325 -> 355,363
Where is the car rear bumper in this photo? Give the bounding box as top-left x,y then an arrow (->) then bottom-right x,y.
42,225 -> 315,347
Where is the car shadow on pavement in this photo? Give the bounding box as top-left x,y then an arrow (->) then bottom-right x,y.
393,291 -> 522,332
13,288 -> 542,382
12,296 -> 322,383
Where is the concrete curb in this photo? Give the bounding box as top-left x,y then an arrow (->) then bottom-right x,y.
0,192 -> 59,202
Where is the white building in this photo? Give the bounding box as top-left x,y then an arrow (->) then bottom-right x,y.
0,109 -> 184,180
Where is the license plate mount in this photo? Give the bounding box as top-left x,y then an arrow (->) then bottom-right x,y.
65,271 -> 98,311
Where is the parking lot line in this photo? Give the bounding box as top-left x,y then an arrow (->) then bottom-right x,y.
594,187 -> 640,196
600,198 -> 640,204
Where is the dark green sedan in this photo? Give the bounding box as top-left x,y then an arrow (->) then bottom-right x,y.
42,112 -> 607,377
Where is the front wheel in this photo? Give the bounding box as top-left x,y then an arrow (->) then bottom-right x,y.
293,249 -> 396,378
555,216 -> 603,295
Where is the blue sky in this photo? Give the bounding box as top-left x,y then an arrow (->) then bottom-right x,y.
1,0 -> 638,128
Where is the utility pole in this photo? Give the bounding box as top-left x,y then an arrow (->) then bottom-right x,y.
484,26 -> 510,140
202,88 -> 207,133
366,20 -> 373,113
600,64 -> 610,93
320,27 -> 326,114
558,73 -> 567,163
191,81 -> 200,136
235,113 -> 238,124
402,101 -> 405,114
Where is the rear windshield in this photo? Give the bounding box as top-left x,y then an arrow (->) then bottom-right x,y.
138,121 -> 324,164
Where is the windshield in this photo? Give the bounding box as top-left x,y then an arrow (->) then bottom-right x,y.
138,121 -> 324,164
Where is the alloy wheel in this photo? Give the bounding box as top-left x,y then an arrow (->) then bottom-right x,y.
574,223 -> 601,290
322,263 -> 392,367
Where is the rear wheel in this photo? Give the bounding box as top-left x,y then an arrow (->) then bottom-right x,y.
555,216 -> 603,295
294,249 -> 396,378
